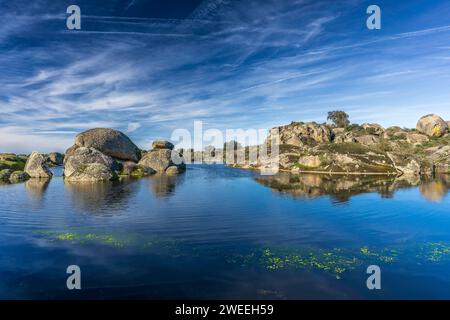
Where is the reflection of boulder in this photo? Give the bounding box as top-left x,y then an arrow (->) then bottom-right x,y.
64,179 -> 137,213
148,173 -> 184,198
419,178 -> 449,202
25,178 -> 50,200
256,173 -> 399,202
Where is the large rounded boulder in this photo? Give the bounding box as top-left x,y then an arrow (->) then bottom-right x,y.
64,147 -> 118,177
416,114 -> 449,137
24,152 -> 53,178
74,128 -> 141,162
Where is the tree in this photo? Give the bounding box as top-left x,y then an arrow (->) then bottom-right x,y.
327,111 -> 350,128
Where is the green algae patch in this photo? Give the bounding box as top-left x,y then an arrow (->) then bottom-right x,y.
227,247 -> 361,279
36,231 -> 130,247
227,245 -> 404,279
33,231 -> 190,257
416,242 -> 450,262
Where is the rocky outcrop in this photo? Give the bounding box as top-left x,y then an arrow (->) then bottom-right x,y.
0,169 -> 12,182
138,145 -> 185,174
64,147 -> 118,177
426,145 -> 450,174
387,152 -> 421,176
152,140 -> 174,150
416,114 -> 449,137
9,171 -> 30,183
166,166 -> 181,176
268,122 -> 333,147
119,161 -> 155,177
66,163 -> 117,182
73,128 -> 141,162
47,152 -> 64,166
354,135 -> 379,145
24,152 -> 53,178
406,133 -> 428,145
362,123 -> 385,135
297,155 -> 322,168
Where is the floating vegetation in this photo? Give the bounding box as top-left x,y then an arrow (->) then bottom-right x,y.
34,230 -> 450,280
35,231 -> 131,247
226,244 -> 437,280
33,231 -> 187,256
416,242 -> 450,262
227,247 -> 360,279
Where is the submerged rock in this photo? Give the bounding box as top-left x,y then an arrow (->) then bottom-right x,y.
24,152 -> 53,178
416,114 -> 448,137
74,128 -> 141,162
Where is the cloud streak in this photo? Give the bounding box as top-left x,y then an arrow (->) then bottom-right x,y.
1,0 -> 450,153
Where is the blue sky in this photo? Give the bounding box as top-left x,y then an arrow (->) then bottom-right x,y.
1,0 -> 450,153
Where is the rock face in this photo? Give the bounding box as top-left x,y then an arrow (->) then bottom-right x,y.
119,161 -> 156,177
138,148 -> 185,174
165,166 -> 180,176
426,145 -> 450,174
416,114 -> 449,137
74,128 -> 141,162
48,152 -> 64,166
355,135 -> 379,145
406,133 -> 428,145
66,163 -> 117,182
152,140 -> 174,150
298,155 -> 322,168
362,123 -> 385,135
24,152 -> 53,178
269,122 -> 333,147
0,169 -> 12,182
64,147 -> 118,177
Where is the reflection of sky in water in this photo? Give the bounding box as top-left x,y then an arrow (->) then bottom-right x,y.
0,165 -> 450,299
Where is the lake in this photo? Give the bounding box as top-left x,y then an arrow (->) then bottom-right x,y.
1,164 -> 450,299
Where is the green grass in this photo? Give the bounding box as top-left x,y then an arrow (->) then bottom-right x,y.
319,142 -> 371,155
0,160 -> 26,171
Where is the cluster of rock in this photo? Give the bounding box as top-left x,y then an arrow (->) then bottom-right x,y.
63,128 -> 185,182
2,128 -> 186,184
233,114 -> 450,177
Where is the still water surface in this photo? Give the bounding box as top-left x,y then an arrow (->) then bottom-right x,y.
1,165 -> 449,299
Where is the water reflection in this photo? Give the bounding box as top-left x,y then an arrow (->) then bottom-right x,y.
25,178 -> 50,201
64,179 -> 138,214
420,175 -> 450,202
63,173 -> 186,212
147,173 -> 185,198
256,173 -> 450,203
